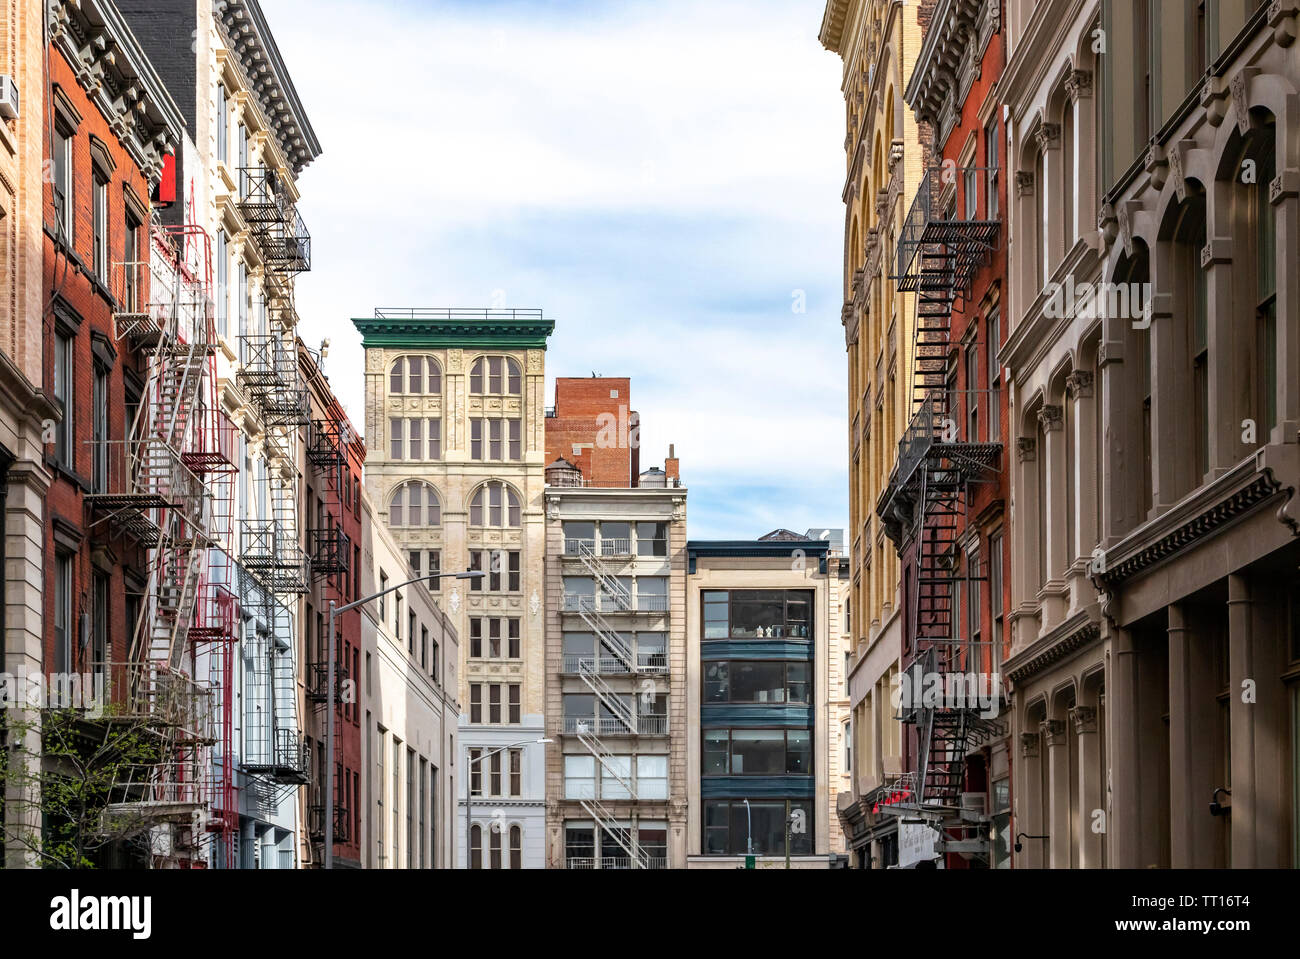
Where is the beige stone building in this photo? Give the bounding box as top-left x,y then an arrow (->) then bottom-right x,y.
542,460 -> 688,868
353,309 -> 554,868
685,537 -> 843,867
1002,0 -> 1300,867
359,492 -> 461,869
818,0 -> 924,866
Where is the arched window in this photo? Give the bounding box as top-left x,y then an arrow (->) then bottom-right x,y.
389,356 -> 441,395
1172,193 -> 1208,485
470,481 -> 521,528
489,823 -> 502,868
470,824 -> 482,869
389,481 -> 441,528
469,356 -> 522,395
509,824 -> 522,869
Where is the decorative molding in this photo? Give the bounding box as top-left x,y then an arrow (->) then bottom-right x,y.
1006,618 -> 1102,684
1015,170 -> 1034,197
1041,719 -> 1067,747
1070,705 -> 1097,734
1019,732 -> 1040,758
1065,69 -> 1093,101
1065,370 -> 1094,399
1037,405 -> 1063,432
1230,67 -> 1261,136
1016,436 -> 1036,462
1034,123 -> 1061,151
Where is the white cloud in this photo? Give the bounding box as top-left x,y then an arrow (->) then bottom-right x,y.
263,0 -> 848,536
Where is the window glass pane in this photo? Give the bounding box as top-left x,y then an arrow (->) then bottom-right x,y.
408,355 -> 422,393
507,359 -> 521,394
703,662 -> 728,702
787,662 -> 810,704
787,729 -> 812,774
730,662 -> 786,703
730,729 -> 784,775
470,358 -> 483,393
702,731 -> 728,775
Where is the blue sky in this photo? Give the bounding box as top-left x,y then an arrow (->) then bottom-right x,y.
263,0 -> 848,539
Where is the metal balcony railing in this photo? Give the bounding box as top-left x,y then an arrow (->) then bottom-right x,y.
237,167 -> 290,229
894,165 -> 1001,291
562,593 -> 669,614
892,388 -> 1004,495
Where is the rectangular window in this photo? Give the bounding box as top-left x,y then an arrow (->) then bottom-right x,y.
123,210 -> 141,312
990,531 -> 1005,651
420,626 -> 428,669
409,418 -> 422,460
509,748 -> 522,797
217,83 -> 228,164
508,551 -> 520,592
92,363 -> 108,492
217,230 -> 229,336
564,755 -> 596,799
966,341 -> 979,441
408,610 -> 416,655
470,684 -> 482,724
407,748 -> 415,868
93,172 -> 108,282
379,572 -> 388,619
985,115 -> 999,221
54,329 -> 74,467
509,684 -> 521,724
508,419 -> 521,460
418,757 -> 427,868
53,125 -> 73,243
702,590 -> 814,640
428,418 -> 442,460
490,750 -> 502,796
489,685 -> 501,724
987,308 -> 1001,443
389,417 -> 403,460
470,419 -> 482,461
508,619 -> 520,659
54,553 -> 72,675
488,419 -> 502,460
469,748 -> 482,796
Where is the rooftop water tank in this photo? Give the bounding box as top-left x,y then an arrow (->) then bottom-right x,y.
546,457 -> 584,487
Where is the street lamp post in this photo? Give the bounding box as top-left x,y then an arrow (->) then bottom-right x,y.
324,568 -> 484,870
463,738 -> 551,869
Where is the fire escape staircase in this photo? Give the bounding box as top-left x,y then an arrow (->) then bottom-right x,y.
577,797 -> 649,869
879,165 -> 1007,861
578,659 -> 636,734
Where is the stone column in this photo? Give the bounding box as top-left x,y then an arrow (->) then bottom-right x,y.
1038,405 -> 1068,629
1269,161 -> 1300,443
1201,219 -> 1241,475
1226,573 -> 1255,867
1167,603 -> 1216,867
1016,729 -> 1043,868
1067,71 -> 1095,242
1010,435 -> 1040,649
1107,621 -> 1140,867
1043,718 -> 1070,867
1066,371 -> 1097,606
1035,123 -> 1063,272
1071,703 -> 1102,868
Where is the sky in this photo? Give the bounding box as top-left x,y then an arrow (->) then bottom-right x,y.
262,0 -> 848,539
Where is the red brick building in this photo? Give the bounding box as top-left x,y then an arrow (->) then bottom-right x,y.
544,377 -> 641,485
40,0 -> 183,865
299,341 -> 367,867
879,0 -> 1012,867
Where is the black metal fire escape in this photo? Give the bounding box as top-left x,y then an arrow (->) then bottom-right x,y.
880,166 -> 1005,852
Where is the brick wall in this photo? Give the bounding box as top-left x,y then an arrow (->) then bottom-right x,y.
544,377 -> 639,485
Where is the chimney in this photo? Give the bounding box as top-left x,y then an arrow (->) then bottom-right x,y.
665,443 -> 680,483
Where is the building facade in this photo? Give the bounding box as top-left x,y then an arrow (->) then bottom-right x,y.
872,0 -> 1012,868
818,0 -> 927,866
541,377 -> 687,869
1002,0 -> 1300,867
118,0 -> 323,867
0,0 -> 58,869
298,342 -> 365,867
359,493 -> 460,869
352,309 -> 554,868
685,537 -> 840,868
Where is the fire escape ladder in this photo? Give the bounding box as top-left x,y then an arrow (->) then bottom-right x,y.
578,659 -> 635,732
578,797 -> 648,869
575,724 -> 638,798
577,540 -> 632,610
575,597 -> 635,671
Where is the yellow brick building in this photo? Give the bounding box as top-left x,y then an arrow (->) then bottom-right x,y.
819,0 -> 925,866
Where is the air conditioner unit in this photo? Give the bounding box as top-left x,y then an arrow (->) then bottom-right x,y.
0,75 -> 18,120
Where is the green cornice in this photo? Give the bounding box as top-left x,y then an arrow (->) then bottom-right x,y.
352,317 -> 555,350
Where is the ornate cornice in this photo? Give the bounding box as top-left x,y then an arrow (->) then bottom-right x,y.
1096,461 -> 1289,587
353,316 -> 555,350
1005,613 -> 1101,685
47,0 -> 184,185
215,0 -> 322,174
1038,404 -> 1063,432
